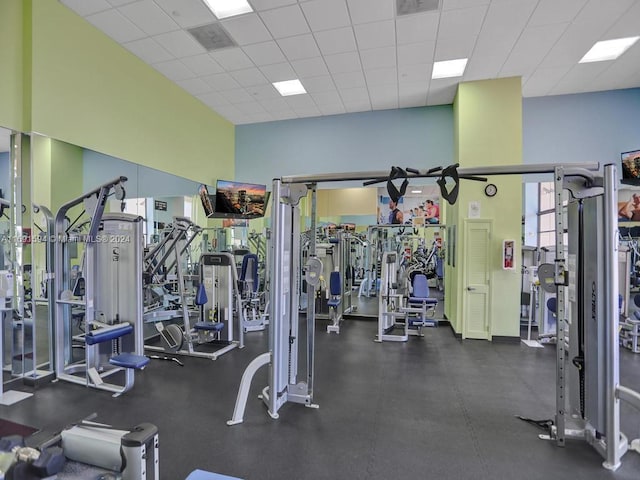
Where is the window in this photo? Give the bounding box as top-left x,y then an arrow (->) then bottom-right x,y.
538,182 -> 555,249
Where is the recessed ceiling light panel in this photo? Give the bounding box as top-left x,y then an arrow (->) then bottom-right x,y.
579,36 -> 640,63
432,58 -> 468,79
202,0 -> 253,19
273,79 -> 307,96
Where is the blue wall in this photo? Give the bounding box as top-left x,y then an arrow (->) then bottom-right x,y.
523,88 -> 640,167
236,88 -> 640,189
236,106 -> 454,188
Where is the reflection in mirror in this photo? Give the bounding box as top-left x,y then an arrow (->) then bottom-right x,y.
0,128 -> 35,404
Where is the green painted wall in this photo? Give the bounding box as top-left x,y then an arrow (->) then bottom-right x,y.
50,139 -> 83,213
28,0 -> 234,185
447,77 -> 523,339
0,0 -> 26,131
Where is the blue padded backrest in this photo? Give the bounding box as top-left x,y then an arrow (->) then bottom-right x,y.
240,254 -> 259,293
547,297 -> 557,314
329,271 -> 341,296
412,274 -> 429,298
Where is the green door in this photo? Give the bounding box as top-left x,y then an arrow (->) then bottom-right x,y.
463,220 -> 492,340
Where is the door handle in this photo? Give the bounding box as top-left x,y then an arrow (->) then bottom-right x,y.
467,287 -> 476,291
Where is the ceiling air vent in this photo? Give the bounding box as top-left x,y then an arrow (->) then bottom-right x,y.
188,23 -> 236,51
396,0 -> 440,16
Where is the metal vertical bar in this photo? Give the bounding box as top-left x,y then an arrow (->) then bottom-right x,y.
268,179 -> 284,417
307,184 -> 317,396
603,164 -> 621,470
554,166 -> 566,446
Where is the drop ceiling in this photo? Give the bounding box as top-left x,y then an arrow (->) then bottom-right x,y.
60,0 -> 640,125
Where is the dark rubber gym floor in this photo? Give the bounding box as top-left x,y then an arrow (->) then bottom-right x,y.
3,316 -> 640,480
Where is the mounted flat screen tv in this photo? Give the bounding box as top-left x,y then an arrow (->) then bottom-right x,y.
213,180 -> 269,219
621,149 -> 640,185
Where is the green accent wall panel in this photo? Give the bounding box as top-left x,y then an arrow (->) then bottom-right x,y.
29,0 -> 234,184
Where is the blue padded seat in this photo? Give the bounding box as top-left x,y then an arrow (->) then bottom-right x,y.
194,322 -> 225,332
186,470 -> 243,480
408,274 -> 437,305
85,324 -> 133,345
328,271 -> 342,307
109,353 -> 150,370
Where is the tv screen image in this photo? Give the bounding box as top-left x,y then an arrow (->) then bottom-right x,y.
215,180 -> 268,219
621,149 -> 640,181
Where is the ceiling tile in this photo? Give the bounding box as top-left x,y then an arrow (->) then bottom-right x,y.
572,0 -> 635,31
354,20 -> 395,50
250,0 -> 298,11
310,90 -> 343,105
396,11 -> 439,45
521,65 -> 572,97
364,67 -> 398,86
176,77 -> 211,95
285,95 -> 318,110
85,9 -> 146,43
364,67 -> 398,88
398,63 -> 430,84
426,82 -> 457,106
528,0 -> 587,27
369,84 -> 399,109
398,42 -> 435,66
271,110 -> 299,120
549,61 -> 612,95
260,62 -> 298,82
235,101 -> 269,115
154,29 -> 207,57
196,91 -> 230,107
347,0 -> 394,25
153,0 -> 217,28
210,48 -> 255,71
259,97 -> 293,112
474,0 -> 538,58
243,41 -> 287,65
587,45 -> 640,91
434,35 -> 476,61
260,5 -> 310,39
222,88 -> 255,103
291,57 -> 329,77
212,104 -> 243,119
438,6 -> 487,38
463,54 -> 503,81
318,103 -> 347,116
61,0 -> 111,16
537,23 -> 602,68
106,0 -> 138,6
300,75 -> 337,92
181,54 -> 224,75
314,27 -> 357,55
442,0 -> 490,10
500,23 -> 568,77
360,46 -> 396,70
399,89 -> 428,108
202,72 -> 241,91
339,86 -> 370,103
603,1 -> 640,38
246,84 -> 280,100
332,70 -> 366,89
124,37 -> 174,64
325,52 -> 362,74
300,0 -> 351,32
221,13 -> 273,45
118,0 -> 179,36
152,59 -> 194,81
230,68 -> 270,87
277,34 -> 321,60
